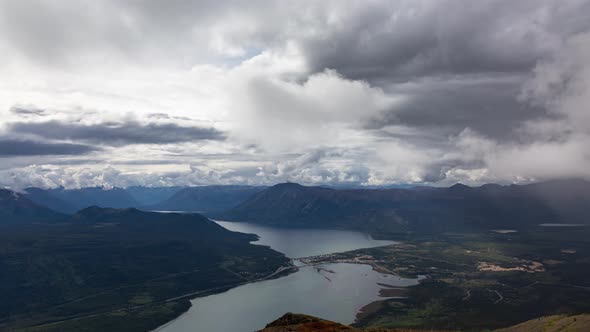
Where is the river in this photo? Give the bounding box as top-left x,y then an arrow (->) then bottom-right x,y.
155,220 -> 419,332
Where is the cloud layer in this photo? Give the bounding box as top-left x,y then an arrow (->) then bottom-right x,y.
9,119 -> 224,146
1,0 -> 589,189
0,139 -> 98,156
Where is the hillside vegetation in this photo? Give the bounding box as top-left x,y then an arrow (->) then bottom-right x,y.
0,206 -> 291,332
146,185 -> 266,213
222,180 -> 590,234
300,228 -> 590,330
0,189 -> 65,223
259,313 -> 590,332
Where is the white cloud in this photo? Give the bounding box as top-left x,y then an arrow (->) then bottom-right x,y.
225,68 -> 401,153
1,1 -> 590,188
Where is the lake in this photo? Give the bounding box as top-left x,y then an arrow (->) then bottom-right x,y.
155,221 -> 419,332
215,220 -> 395,258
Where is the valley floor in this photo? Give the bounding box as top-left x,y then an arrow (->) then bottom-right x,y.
297,228 -> 590,330
5,219 -> 589,332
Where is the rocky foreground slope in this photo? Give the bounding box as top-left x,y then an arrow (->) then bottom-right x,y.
258,313 -> 590,332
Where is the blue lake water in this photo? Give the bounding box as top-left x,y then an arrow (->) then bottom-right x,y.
215,220 -> 396,258
155,221 -> 418,332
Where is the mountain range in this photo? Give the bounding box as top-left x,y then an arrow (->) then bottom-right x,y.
24,186 -> 141,213
21,185 -> 265,215
146,185 -> 267,213
221,179 -> 590,233
0,188 -> 66,222
5,179 -> 590,233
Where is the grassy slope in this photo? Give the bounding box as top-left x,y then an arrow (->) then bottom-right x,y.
259,313 -> 590,332
496,314 -> 590,332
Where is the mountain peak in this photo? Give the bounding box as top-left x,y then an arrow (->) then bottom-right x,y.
75,205 -> 111,215
274,182 -> 304,188
267,182 -> 307,193
449,183 -> 471,190
73,206 -> 141,221
0,188 -> 65,223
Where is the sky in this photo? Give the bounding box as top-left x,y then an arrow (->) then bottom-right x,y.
1,0 -> 590,189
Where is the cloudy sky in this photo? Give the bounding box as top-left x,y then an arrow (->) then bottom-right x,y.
1,0 -> 590,189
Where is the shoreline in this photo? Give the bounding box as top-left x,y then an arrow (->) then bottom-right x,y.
354,288 -> 410,324
150,262 -> 298,332
12,263 -> 298,332
356,299 -> 388,322
151,234 -> 406,332
153,257 -> 412,332
296,249 -> 424,327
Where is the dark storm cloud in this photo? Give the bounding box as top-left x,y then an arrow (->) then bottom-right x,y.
2,0 -> 589,81
10,106 -> 47,116
367,75 -> 547,140
9,120 -> 225,146
289,0 -> 590,150
0,139 -> 98,156
301,1 -> 590,83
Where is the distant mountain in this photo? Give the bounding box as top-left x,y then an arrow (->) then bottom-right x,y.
222,180 -> 590,233
221,183 -> 404,232
25,186 -> 140,213
0,189 -> 65,222
125,186 -> 184,206
23,185 -> 264,215
70,206 -> 246,238
146,185 -> 267,214
22,187 -> 77,214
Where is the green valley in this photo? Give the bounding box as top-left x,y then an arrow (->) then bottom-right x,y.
298,227 -> 590,330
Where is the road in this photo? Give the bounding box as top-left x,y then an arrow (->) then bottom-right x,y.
13,264 -> 298,330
